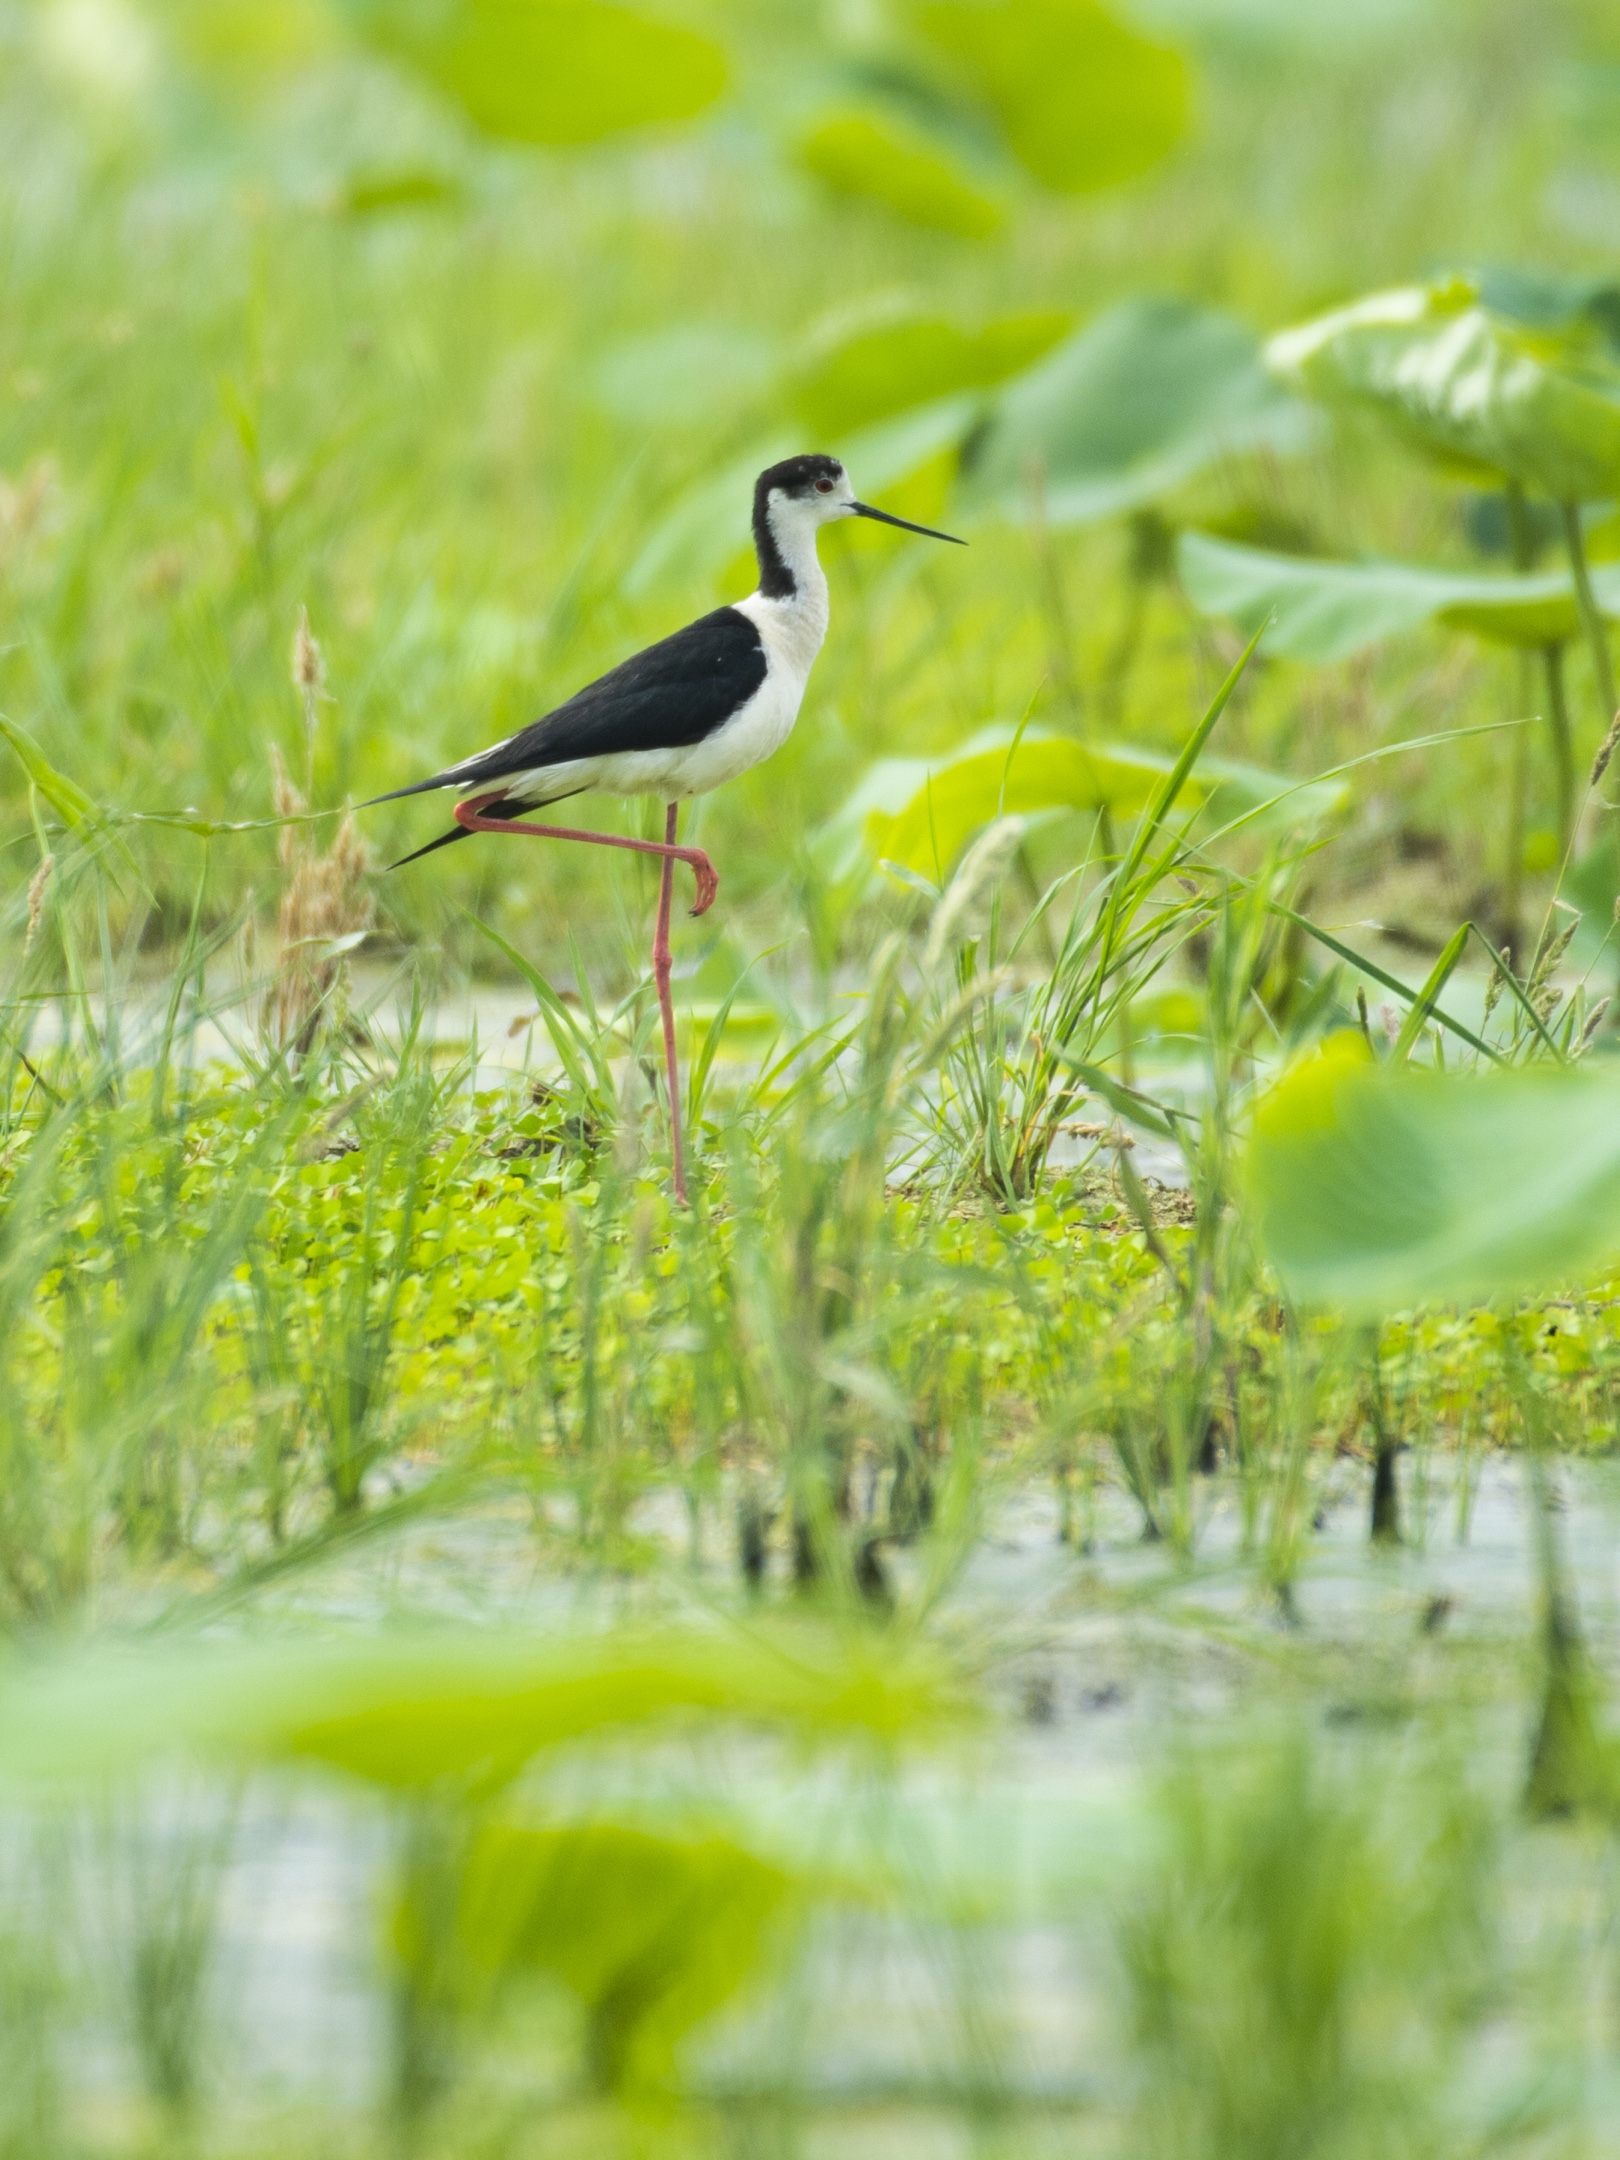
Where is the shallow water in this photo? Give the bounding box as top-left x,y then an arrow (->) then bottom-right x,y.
38,1449 -> 1611,2141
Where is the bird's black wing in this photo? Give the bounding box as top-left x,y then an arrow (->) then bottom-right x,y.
365,606 -> 767,808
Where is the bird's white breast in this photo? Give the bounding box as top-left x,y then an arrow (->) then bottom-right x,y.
666,586 -> 828,793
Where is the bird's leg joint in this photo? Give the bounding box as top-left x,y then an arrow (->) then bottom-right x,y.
453,793 -> 719,917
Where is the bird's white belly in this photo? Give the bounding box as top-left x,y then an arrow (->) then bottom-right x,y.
664,665 -> 804,796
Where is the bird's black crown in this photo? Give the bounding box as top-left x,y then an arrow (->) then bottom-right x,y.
755,453 -> 844,503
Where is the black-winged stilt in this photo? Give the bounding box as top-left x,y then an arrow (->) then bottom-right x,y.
368,454 -> 963,1202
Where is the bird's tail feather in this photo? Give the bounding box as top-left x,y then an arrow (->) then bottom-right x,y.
361,771 -> 462,809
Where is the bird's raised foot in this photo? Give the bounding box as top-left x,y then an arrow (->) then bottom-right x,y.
681,849 -> 719,917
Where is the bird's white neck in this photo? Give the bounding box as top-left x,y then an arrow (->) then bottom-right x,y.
749,495 -> 829,653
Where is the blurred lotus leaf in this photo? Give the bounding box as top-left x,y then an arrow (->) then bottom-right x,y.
797,108 -> 1007,236
1473,265 -> 1620,350
837,722 -> 1341,880
163,0 -> 338,71
792,303 -> 1073,435
910,0 -> 1191,194
1267,279 -> 1620,500
1247,1034 -> 1620,1314
1180,531 -> 1620,663
441,1820 -> 798,2091
347,0 -> 728,146
964,297 -> 1313,526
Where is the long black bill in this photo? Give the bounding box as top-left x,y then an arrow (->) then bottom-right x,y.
852,501 -> 966,544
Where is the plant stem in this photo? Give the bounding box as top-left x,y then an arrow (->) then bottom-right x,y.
1024,453 -> 1081,725
1501,484 -> 1532,956
1543,642 -> 1575,857
1503,693 -> 1527,964
1365,1328 -> 1400,1545
1559,500 -> 1617,729
1523,1444 -> 1606,1818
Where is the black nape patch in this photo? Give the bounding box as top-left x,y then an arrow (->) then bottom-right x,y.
752,452 -> 843,600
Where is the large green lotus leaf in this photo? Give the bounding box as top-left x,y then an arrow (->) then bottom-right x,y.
853,723 -> 1340,877
1179,531 -> 1620,663
1266,282 -> 1620,501
349,0 -> 728,146
793,306 -> 1072,437
871,732 -> 1177,879
964,298 -> 1313,527
0,1628 -> 961,1789
910,0 -> 1191,194
797,109 -> 1006,237
627,397 -> 979,597
1248,1036 -> 1620,1315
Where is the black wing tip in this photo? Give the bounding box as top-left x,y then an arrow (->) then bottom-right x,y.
386,824 -> 473,871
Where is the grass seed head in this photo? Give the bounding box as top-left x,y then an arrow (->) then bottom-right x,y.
0,457 -> 57,564
1529,915 -> 1578,997
290,606 -> 324,698
1591,706 -> 1620,791
22,854 -> 52,954
1482,944 -> 1510,1022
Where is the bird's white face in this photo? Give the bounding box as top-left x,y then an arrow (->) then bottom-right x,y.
766,462 -> 857,544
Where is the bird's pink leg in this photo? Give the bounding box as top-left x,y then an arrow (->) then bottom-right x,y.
653,803 -> 687,1207
454,791 -> 702,1204
452,793 -> 718,915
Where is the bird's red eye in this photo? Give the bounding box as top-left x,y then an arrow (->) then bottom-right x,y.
815,477 -> 836,493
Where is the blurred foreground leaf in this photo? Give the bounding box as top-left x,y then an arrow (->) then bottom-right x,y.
447,1821 -> 796,2092
1267,279 -> 1620,500
1180,531 -> 1620,663
1247,1036 -> 1620,1315
911,0 -> 1191,194
0,1626 -> 962,1790
349,0 -> 728,146
965,298 -> 1312,526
